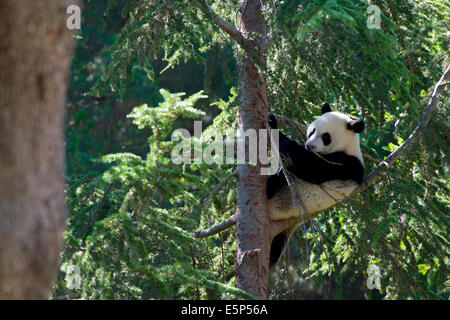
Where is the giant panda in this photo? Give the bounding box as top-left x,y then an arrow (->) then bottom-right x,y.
267,103 -> 365,265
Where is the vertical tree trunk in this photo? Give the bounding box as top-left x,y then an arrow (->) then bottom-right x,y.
0,0 -> 76,299
235,0 -> 270,299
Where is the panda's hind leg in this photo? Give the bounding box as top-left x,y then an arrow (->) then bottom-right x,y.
269,231 -> 288,266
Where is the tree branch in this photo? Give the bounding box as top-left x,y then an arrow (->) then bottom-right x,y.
272,113 -> 308,133
194,214 -> 236,238
201,170 -> 237,207
191,0 -> 255,54
352,64 -> 450,196
220,204 -> 235,215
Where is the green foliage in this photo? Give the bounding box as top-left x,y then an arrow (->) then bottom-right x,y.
90,0 -> 238,99
53,89 -> 252,299
128,89 -> 207,140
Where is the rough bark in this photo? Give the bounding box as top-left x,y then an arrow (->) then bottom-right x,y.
235,0 -> 270,299
0,0 -> 77,299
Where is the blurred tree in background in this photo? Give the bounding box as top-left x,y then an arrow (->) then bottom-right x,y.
53,0 -> 449,299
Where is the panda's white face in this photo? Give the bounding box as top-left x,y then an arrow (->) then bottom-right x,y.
305,111 -> 364,162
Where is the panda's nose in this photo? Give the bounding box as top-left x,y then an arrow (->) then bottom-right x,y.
306,144 -> 316,151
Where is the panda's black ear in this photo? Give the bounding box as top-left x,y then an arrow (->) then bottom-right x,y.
322,103 -> 332,114
347,119 -> 365,133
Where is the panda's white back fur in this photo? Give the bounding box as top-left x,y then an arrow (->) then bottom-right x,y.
269,179 -> 358,221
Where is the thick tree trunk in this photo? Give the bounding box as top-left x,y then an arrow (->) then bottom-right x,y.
235,0 -> 270,299
0,0 -> 76,299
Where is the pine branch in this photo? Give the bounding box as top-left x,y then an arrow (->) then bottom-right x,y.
193,204 -> 236,239
201,171 -> 237,207
220,204 -> 235,215
352,65 -> 450,195
194,214 -> 236,238
78,183 -> 113,237
191,0 -> 255,54
272,113 -> 307,132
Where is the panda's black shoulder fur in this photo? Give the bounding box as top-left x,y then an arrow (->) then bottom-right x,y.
266,115 -> 364,200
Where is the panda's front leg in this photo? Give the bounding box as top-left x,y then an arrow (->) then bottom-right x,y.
266,173 -> 287,200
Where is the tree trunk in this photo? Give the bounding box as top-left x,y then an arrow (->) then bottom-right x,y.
235,0 -> 270,299
0,0 -> 76,299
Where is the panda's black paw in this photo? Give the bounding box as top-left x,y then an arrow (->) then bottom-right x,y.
268,114 -> 278,129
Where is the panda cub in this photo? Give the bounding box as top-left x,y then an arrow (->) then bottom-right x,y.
268,103 -> 364,265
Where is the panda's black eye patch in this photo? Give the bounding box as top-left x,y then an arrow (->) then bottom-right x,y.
308,128 -> 315,138
322,132 -> 331,146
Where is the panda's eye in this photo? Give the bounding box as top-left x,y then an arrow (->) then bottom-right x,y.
308,128 -> 315,138
322,132 -> 331,146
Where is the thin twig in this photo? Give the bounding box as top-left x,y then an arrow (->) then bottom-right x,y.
220,204 -> 235,215
201,171 -> 238,207
285,240 -> 293,293
272,113 -> 308,132
189,244 -> 200,299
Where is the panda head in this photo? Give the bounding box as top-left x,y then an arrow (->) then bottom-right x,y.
305,103 -> 364,161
